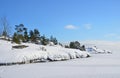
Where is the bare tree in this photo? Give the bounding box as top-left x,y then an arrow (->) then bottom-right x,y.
0,16 -> 10,39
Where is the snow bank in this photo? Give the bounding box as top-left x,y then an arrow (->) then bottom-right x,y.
0,40 -> 90,64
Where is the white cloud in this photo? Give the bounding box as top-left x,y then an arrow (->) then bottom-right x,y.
104,33 -> 120,39
84,24 -> 92,30
65,25 -> 78,30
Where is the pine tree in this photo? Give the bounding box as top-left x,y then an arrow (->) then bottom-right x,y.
80,45 -> 86,51
70,42 -> 75,48
34,29 -> 40,38
34,29 -> 40,43
23,28 -> 29,42
69,41 -> 86,51
15,24 -> 24,35
50,35 -> 54,42
69,41 -> 80,49
50,35 -> 58,45
29,30 -> 35,42
15,24 -> 26,42
53,37 -> 58,45
12,32 -> 20,44
41,35 -> 49,45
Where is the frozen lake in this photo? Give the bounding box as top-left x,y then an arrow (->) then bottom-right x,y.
0,53 -> 120,78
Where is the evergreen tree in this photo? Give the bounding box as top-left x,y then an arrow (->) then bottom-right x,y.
53,37 -> 58,45
15,24 -> 24,35
29,29 -> 40,43
14,24 -> 26,42
70,42 -> 75,48
69,41 -> 86,51
50,35 -> 54,42
41,35 -> 49,45
34,29 -> 40,42
50,35 -> 58,45
23,28 -> 29,42
74,41 -> 81,49
12,32 -> 20,44
80,45 -> 86,51
69,41 -> 80,49
29,30 -> 35,42
34,29 -> 40,38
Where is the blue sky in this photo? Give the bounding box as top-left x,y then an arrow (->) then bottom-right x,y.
0,0 -> 120,42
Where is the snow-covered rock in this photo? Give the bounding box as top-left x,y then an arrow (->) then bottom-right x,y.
86,46 -> 112,54
0,40 -> 120,78
0,40 -> 90,64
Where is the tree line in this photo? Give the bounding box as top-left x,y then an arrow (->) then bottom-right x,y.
12,24 -> 58,45
0,17 -> 85,51
0,17 -> 58,45
65,41 -> 86,51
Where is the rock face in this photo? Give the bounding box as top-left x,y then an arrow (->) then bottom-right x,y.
12,45 -> 28,49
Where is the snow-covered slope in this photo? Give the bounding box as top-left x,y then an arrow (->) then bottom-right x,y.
0,40 -> 90,64
0,40 -> 120,78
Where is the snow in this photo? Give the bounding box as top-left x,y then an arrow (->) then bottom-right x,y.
0,39 -> 90,63
86,46 -> 112,54
0,40 -> 120,78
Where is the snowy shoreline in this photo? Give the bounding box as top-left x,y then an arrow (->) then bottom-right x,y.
0,40 -> 90,66
0,40 -> 120,78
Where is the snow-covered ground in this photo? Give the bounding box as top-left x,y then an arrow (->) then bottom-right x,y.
0,40 -> 120,78
0,40 -> 90,64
